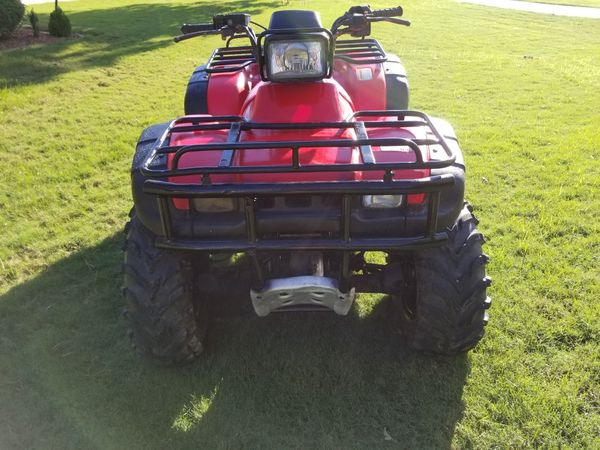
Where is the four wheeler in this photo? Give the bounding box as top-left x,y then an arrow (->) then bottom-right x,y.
123,5 -> 491,364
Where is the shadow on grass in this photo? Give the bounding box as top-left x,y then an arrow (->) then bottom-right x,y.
0,0 -> 282,88
0,233 -> 469,449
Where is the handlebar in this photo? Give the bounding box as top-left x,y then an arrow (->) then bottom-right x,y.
371,6 -> 404,18
174,29 -> 219,43
175,7 -> 410,44
175,23 -> 218,42
331,5 -> 410,37
181,23 -> 215,34
174,13 -> 254,44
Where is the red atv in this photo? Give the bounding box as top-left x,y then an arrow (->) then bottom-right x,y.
123,6 -> 491,364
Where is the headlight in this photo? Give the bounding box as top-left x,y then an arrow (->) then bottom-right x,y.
193,198 -> 237,213
265,37 -> 328,82
362,195 -> 404,209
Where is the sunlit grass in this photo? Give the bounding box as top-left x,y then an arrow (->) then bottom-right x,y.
172,384 -> 220,432
0,0 -> 599,448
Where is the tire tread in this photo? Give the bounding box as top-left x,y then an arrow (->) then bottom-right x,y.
398,203 -> 492,354
122,213 -> 206,364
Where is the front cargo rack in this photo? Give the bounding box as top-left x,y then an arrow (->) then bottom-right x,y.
141,110 -> 457,271
334,39 -> 387,64
205,45 -> 255,73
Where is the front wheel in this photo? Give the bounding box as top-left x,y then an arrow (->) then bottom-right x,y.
393,203 -> 492,354
122,213 -> 208,364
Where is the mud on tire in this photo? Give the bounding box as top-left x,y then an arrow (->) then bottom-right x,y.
122,213 -> 207,364
394,203 -> 492,354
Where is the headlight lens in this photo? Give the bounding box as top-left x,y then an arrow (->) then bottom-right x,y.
362,195 -> 404,209
193,198 -> 237,213
266,39 -> 327,81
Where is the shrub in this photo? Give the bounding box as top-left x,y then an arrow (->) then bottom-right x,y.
0,0 -> 25,39
48,6 -> 71,38
28,9 -> 40,37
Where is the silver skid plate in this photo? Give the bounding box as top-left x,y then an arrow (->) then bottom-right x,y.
250,276 -> 356,317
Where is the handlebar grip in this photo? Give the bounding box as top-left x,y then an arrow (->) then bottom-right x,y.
371,6 -> 403,17
181,23 -> 215,34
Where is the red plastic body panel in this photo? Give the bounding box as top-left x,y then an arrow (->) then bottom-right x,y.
332,59 -> 386,111
206,65 -> 259,115
231,128 -> 360,184
359,120 -> 430,204
241,79 -> 355,122
204,60 -> 389,116
170,62 -> 429,209
206,72 -> 249,116
168,117 -> 234,209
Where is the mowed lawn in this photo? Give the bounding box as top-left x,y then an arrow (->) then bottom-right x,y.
1,0 -> 598,448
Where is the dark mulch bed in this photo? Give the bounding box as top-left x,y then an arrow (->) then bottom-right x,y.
0,27 -> 62,51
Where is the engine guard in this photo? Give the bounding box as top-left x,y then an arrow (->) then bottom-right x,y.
250,276 -> 356,316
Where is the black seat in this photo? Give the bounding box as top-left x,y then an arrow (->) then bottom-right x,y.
268,10 -> 323,30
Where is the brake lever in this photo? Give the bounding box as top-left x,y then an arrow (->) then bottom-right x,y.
173,26 -> 234,42
369,16 -> 411,27
174,29 -> 221,43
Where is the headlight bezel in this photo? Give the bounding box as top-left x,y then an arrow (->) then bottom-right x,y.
259,30 -> 333,83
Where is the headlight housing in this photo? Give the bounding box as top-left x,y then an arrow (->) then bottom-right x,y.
193,198 -> 238,213
362,195 -> 404,209
263,33 -> 330,82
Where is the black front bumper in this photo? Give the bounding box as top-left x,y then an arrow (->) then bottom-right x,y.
144,175 -> 455,252
131,110 -> 466,253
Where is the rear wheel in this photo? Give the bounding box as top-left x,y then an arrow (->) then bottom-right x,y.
122,212 -> 208,364
393,203 -> 492,354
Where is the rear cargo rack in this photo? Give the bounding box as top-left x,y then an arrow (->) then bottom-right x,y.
141,110 -> 457,285
334,39 -> 387,64
205,45 -> 255,73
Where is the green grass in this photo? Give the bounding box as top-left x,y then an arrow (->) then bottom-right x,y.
1,0 -> 599,448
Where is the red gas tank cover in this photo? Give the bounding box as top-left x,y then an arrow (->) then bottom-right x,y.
241,79 -> 355,123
